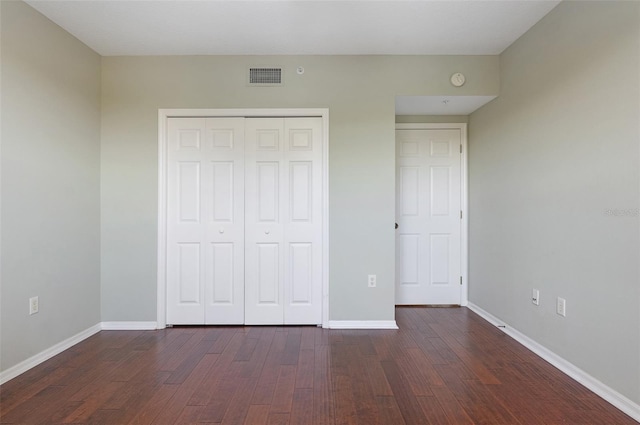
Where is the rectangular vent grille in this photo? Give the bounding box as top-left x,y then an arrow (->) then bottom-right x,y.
249,67 -> 282,85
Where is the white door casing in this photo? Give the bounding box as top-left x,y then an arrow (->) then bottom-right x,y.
244,118 -> 323,325
166,118 -> 245,324
395,124 -> 467,305
159,109 -> 328,327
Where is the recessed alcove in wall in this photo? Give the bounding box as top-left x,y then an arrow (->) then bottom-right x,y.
395,95 -> 497,116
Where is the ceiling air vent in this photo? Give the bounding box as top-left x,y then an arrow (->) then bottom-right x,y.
248,67 -> 283,86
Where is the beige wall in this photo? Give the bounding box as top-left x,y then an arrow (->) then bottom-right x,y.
1,1 -> 102,371
100,55 -> 499,322
469,1 -> 640,402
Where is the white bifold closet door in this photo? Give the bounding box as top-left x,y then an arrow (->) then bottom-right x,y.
167,118 -> 246,325
244,118 -> 323,325
166,116 -> 322,325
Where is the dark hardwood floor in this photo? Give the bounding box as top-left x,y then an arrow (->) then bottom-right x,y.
1,307 -> 636,424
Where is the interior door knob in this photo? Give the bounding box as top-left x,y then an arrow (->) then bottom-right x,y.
219,228 -> 224,234
395,222 -> 399,229
264,230 -> 270,234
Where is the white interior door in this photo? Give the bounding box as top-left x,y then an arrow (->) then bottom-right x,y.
167,118 -> 245,324
244,117 -> 323,325
395,128 -> 462,305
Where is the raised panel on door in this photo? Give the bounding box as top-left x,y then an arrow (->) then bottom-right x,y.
399,166 -> 420,217
289,243 -> 312,304
177,243 -> 201,303
257,243 -> 279,303
208,242 -> 233,302
396,234 -> 424,304
177,162 -> 201,222
289,162 -> 312,222
257,162 -> 280,222
171,242 -> 204,323
396,128 -> 461,305
210,161 -> 234,222
254,243 -> 283,323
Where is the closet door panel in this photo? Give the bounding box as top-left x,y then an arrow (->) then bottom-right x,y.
203,118 -> 245,324
282,118 -> 323,325
167,117 -> 245,325
167,118 -> 207,324
245,118 -> 286,325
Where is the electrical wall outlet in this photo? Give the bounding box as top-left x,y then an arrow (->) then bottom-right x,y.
29,296 -> 39,315
532,289 -> 540,306
368,274 -> 376,288
556,297 -> 566,317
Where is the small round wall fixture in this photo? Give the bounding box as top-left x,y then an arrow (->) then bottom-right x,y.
296,66 -> 305,75
450,72 -> 466,87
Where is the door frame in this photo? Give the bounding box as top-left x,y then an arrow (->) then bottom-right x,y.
395,123 -> 468,306
157,108 -> 330,328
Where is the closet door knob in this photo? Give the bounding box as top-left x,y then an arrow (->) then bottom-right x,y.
264,230 -> 270,235
219,228 -> 224,234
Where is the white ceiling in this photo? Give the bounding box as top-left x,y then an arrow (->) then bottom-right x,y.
26,0 -> 560,56
24,0 -> 560,115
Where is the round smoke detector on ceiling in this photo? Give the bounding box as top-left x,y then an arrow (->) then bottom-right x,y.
450,72 -> 466,87
296,66 -> 305,75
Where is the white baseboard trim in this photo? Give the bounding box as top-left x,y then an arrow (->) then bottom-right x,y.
0,323 -> 102,385
101,321 -> 158,330
0,321 -> 160,385
328,320 -> 398,329
467,302 -> 640,422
